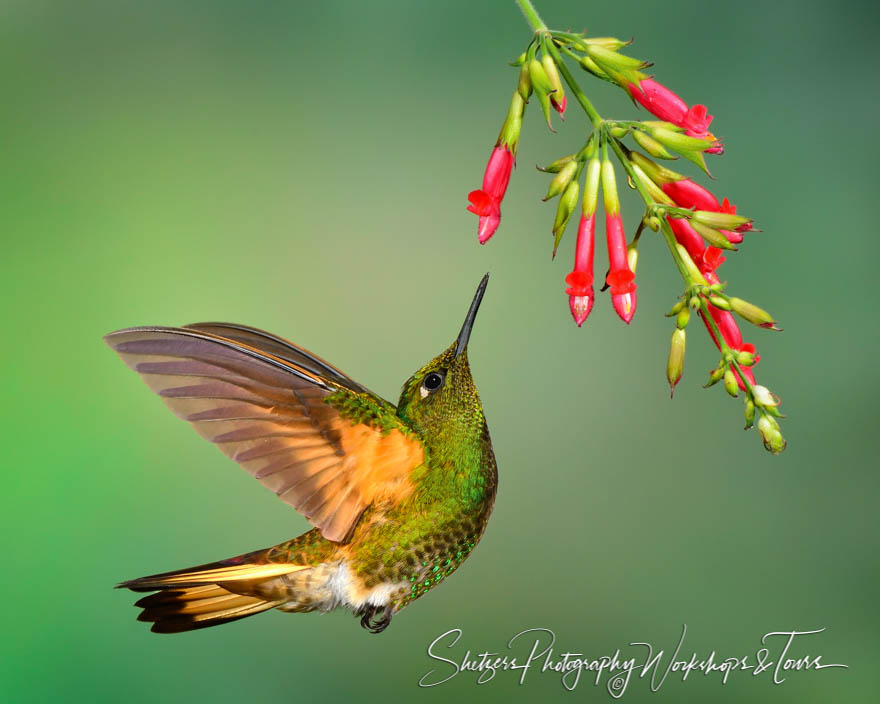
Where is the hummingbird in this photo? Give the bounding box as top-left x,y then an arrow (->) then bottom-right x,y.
106,274 -> 496,634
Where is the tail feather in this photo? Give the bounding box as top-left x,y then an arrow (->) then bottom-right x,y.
134,584 -> 283,633
118,559 -> 307,633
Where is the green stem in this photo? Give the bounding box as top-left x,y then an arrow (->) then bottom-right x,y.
544,39 -> 602,128
515,0 -> 547,33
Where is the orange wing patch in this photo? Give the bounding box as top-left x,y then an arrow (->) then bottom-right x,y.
106,326 -> 424,544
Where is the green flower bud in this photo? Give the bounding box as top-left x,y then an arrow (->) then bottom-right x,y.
757,414 -> 786,454
688,294 -> 701,310
666,327 -> 686,395
666,299 -> 685,317
629,151 -> 684,185
578,55 -> 608,79
632,130 -> 676,159
629,163 -> 673,204
704,366 -> 724,388
736,350 -> 755,366
510,52 -> 527,67
609,125 -> 629,138
646,215 -> 661,231
544,160 -> 578,200
708,296 -> 731,311
692,210 -> 752,231
517,62 -> 532,101
744,398 -> 756,429
752,384 -> 781,408
584,37 -> 630,51
676,307 -> 690,329
723,369 -> 739,397
691,220 -> 737,250
552,180 -> 580,258
728,297 -> 778,329
538,153 -> 576,173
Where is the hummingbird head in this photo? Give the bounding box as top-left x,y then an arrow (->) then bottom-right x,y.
397,274 -> 489,440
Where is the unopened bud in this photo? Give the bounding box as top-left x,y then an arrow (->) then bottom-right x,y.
510,52 -> 527,67
629,163 -> 673,204
528,59 -> 555,130
736,350 -> 755,366
723,369 -> 738,397
629,151 -> 684,185
688,294 -> 701,310
541,54 -> 566,114
691,220 -> 737,250
752,384 -> 781,408
609,125 -> 629,138
676,307 -> 690,329
704,366 -> 724,388
544,160 -> 578,200
552,180 -> 580,257
646,215 -> 661,231
666,299 -> 685,317
632,130 -> 676,159
692,210 -> 752,231
538,153 -> 576,173
578,55 -> 608,79
667,328 -> 686,395
517,62 -> 532,101
744,398 -> 756,429
708,296 -> 731,310
728,297 -> 778,329
587,44 -> 647,71
584,37 -> 631,51
757,414 -> 786,454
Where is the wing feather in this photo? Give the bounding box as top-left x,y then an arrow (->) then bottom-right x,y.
105,326 -> 424,542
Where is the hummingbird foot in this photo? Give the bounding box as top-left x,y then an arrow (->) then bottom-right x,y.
358,604 -> 393,634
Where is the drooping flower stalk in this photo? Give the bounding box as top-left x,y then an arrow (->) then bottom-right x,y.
467,0 -> 786,453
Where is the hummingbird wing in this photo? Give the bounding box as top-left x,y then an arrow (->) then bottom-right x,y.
183,322 -> 374,395
105,326 -> 424,543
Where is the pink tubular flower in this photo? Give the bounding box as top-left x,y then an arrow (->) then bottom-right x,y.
467,145 -> 514,244
565,213 -> 595,326
661,178 -> 720,212
628,79 -> 722,153
627,78 -> 688,124
605,212 -> 637,323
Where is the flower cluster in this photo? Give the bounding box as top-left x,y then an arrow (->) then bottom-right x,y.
466,2 -> 786,454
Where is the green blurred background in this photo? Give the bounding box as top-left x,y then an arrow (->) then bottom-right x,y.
2,0 -> 877,701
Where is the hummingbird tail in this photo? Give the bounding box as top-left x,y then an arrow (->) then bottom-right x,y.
117,559 -> 308,633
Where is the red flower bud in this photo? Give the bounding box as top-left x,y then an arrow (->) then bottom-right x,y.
565,213 -> 595,326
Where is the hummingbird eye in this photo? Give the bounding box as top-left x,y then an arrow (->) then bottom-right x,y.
420,371 -> 445,397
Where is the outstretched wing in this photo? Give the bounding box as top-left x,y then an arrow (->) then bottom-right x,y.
105,326 -> 424,542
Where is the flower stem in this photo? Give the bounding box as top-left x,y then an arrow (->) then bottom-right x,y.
543,39 -> 603,128
515,0 -> 547,33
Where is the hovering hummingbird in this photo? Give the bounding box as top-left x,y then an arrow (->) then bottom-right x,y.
106,274 -> 496,634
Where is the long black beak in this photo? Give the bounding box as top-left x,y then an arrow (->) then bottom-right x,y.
455,273 -> 489,357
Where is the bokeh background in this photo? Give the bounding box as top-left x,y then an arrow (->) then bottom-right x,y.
2,0 -> 878,701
